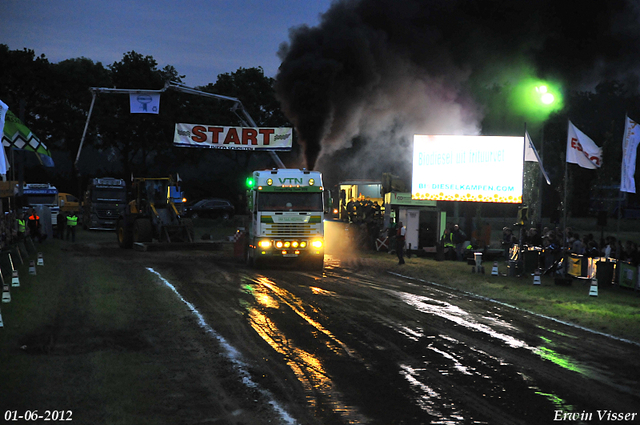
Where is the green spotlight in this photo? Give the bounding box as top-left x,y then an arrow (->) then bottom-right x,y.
541,92 -> 555,104
536,85 -> 555,105
509,78 -> 563,121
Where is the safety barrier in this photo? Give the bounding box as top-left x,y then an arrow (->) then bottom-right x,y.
0,237 -> 41,328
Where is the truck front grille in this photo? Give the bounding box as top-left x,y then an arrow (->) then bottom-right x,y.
263,223 -> 321,237
96,208 -> 119,219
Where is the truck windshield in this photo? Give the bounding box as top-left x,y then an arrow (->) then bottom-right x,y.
93,189 -> 126,202
258,192 -> 323,212
26,195 -> 56,205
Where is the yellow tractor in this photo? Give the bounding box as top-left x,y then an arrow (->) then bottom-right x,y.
116,177 -> 193,248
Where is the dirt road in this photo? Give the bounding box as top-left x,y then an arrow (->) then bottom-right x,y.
2,232 -> 639,424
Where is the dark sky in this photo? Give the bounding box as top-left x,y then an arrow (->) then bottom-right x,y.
0,0 -> 333,86
275,0 -> 640,174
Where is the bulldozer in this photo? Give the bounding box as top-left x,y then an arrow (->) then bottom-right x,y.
116,177 -> 194,248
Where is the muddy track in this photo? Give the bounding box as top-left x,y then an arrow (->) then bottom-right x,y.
131,247 -> 639,424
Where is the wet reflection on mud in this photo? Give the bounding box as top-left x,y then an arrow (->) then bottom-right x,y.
397,292 -> 529,349
399,364 -> 471,424
387,289 -> 595,418
242,275 -> 368,423
310,286 -> 337,297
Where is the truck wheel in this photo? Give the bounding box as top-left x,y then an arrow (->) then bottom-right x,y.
133,218 -> 153,243
117,219 -> 133,249
245,246 -> 254,267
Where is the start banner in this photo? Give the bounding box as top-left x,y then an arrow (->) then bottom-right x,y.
173,123 -> 293,151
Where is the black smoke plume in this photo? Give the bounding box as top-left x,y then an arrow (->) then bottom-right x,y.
275,0 -> 640,176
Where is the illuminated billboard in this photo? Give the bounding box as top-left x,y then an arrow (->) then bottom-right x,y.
412,135 -> 524,203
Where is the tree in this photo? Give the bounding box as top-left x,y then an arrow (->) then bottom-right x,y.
0,45 -> 52,142
89,51 -> 183,180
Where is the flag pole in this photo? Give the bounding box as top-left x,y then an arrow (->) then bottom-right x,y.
563,120 -> 569,252
523,121 -> 527,208
538,122 -> 545,229
520,122 -> 527,255
617,114 -> 627,240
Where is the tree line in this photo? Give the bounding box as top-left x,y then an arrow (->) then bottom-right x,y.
2,44 -> 640,217
0,45 -> 295,203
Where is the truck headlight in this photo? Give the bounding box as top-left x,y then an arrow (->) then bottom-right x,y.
258,240 -> 272,248
311,239 -> 323,249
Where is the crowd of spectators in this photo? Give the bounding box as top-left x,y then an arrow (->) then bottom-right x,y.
0,207 -> 52,250
502,225 -> 640,266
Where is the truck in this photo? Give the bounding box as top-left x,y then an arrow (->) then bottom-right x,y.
244,168 -> 325,269
83,177 -> 127,230
22,183 -> 60,226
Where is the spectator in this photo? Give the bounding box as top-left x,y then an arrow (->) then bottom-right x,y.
27,208 -> 44,243
396,221 -> 406,265
452,224 -> 466,261
502,227 -> 514,258
571,233 -> 584,255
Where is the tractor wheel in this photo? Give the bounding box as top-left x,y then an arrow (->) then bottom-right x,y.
117,218 -> 133,249
133,218 -> 153,243
181,218 -> 194,242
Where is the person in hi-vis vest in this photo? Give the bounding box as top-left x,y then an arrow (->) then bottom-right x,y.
66,212 -> 78,242
16,212 -> 26,240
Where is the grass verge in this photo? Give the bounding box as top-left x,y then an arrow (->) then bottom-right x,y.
0,234 -> 212,423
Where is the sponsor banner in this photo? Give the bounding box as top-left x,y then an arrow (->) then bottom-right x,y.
566,121 -> 602,169
129,93 -> 160,114
621,116 -> 640,193
173,123 -> 293,151
2,109 -> 54,167
412,135 -> 524,204
386,192 -> 436,207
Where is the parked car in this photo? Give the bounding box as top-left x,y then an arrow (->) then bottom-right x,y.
183,198 -> 235,219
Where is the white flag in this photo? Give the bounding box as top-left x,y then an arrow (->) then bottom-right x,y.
621,115 -> 640,193
566,121 -> 602,169
525,131 -> 551,184
129,92 -> 160,114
